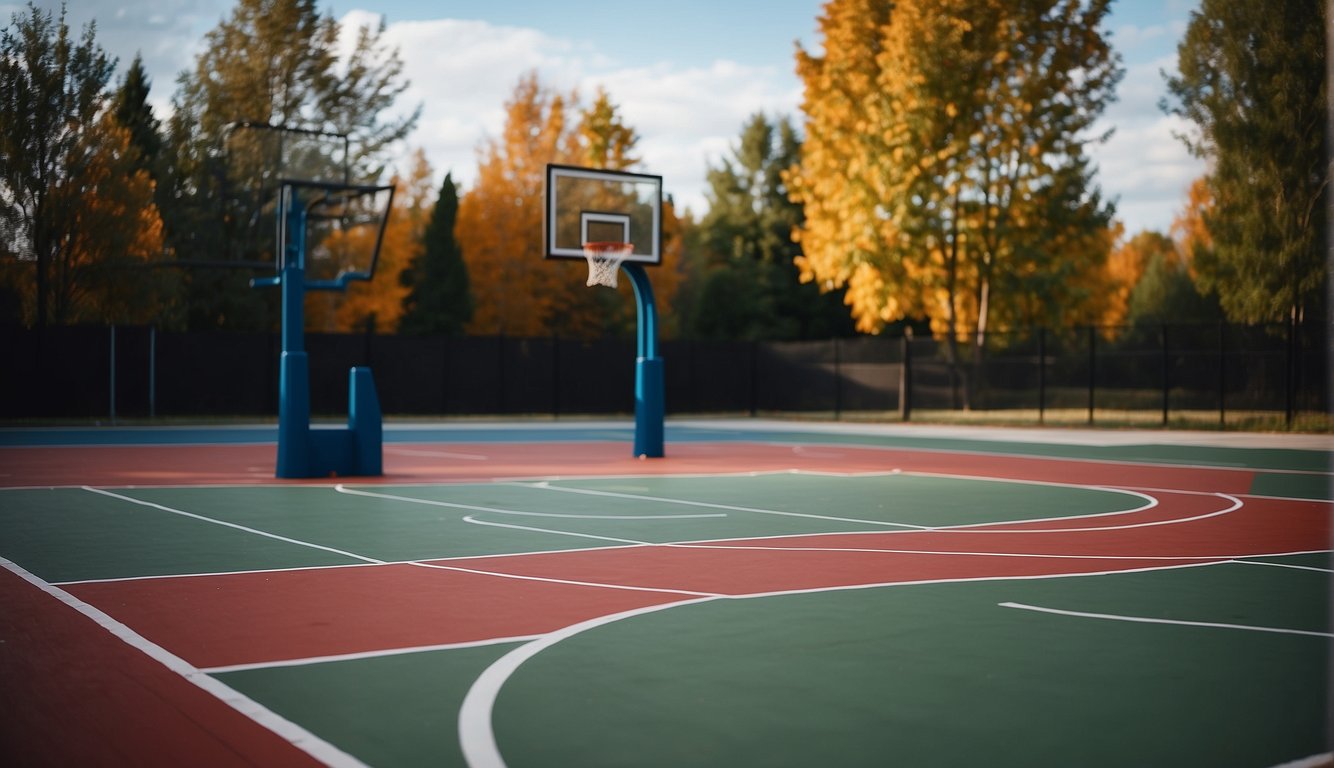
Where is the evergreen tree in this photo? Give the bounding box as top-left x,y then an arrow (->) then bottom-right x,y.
111,54 -> 161,180
1163,0 -> 1326,324
1125,250 -> 1221,327
399,173 -> 473,335
691,113 -> 852,340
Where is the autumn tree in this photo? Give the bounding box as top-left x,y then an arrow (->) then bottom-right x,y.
458,73 -> 573,336
1090,224 -> 1153,328
788,0 -> 1122,385
1171,177 -> 1214,271
0,2 -> 167,326
399,171 -> 473,336
1164,0 -> 1327,324
164,0 -> 418,330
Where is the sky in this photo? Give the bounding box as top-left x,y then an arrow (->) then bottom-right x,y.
11,0 -> 1204,235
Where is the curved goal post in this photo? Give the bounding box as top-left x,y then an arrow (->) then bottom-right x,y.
545,164 -> 665,458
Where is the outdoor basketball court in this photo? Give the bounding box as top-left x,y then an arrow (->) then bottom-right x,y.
1,419 -> 1329,767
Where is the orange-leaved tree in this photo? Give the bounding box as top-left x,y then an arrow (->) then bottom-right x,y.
458,72 -> 575,336
44,113 -> 170,325
459,75 -> 681,338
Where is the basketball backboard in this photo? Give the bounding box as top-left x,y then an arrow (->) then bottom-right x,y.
222,122 -> 354,269
545,164 -> 663,265
279,179 -> 395,288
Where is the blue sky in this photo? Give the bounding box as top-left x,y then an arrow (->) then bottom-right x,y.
13,0 -> 1203,234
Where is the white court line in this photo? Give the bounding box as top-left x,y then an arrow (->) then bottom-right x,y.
508,481 -> 935,530
1,557 -> 367,767
335,484 -> 723,520
408,557 -> 721,599
457,559 -> 1265,768
385,447 -> 490,461
461,515 -> 651,546
664,542 -> 1239,562
999,601 -> 1334,638
201,634 -> 543,674
82,487 -> 384,565
1272,753 -> 1334,768
518,479 -> 1239,536
757,435 -> 1334,477
458,596 -> 720,768
80,487 -> 712,600
944,491 -> 1241,534
1231,558 -> 1334,574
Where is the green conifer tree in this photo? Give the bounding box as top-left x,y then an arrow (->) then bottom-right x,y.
399,173 -> 472,335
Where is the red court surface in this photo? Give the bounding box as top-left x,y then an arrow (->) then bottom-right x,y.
2,429 -> 1330,766
0,439 -> 1262,491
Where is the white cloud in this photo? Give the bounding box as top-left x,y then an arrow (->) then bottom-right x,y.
344,12 -> 800,216
1088,49 -> 1204,235
18,0 -> 228,116
11,1 -> 1198,237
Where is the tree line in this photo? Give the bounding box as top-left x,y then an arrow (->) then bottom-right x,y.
1,0 -> 1325,351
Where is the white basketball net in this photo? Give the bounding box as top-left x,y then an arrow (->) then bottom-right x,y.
582,242 -> 634,288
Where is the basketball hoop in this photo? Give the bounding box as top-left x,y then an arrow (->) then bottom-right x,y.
582,241 -> 633,288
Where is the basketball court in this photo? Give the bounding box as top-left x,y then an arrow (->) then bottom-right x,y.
3,151 -> 1329,765
1,419 -> 1329,767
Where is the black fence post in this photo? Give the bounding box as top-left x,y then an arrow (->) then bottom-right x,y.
109,325 -> 117,425
1217,321 -> 1226,427
898,332 -> 913,422
1161,324 -> 1170,426
833,337 -> 842,420
1037,327 -> 1046,426
1284,316 -> 1295,426
497,335 -> 507,415
1087,325 -> 1096,425
149,325 -> 157,420
552,332 -> 560,419
749,341 -> 758,417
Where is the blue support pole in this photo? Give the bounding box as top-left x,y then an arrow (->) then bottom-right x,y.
349,366 -> 382,475
276,193 -> 312,478
623,263 -> 664,458
264,184 -> 383,479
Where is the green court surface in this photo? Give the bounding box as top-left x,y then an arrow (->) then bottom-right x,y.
0,422 -> 1329,767
210,561 -> 1329,768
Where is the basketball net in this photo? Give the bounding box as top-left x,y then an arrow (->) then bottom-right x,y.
582,242 -> 633,288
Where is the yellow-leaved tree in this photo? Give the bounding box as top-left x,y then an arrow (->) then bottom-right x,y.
788,0 -> 1123,404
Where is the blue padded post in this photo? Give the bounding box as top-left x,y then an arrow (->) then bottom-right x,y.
266,184 -> 385,479
623,263 -> 664,458
349,366 -> 382,475
275,197 -> 311,478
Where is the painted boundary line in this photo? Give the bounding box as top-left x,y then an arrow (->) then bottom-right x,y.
79,486 -> 716,598
999,601 -> 1334,639
0,557 -> 367,768
202,634 -> 544,675
457,596 -> 719,768
456,557 -> 1330,768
